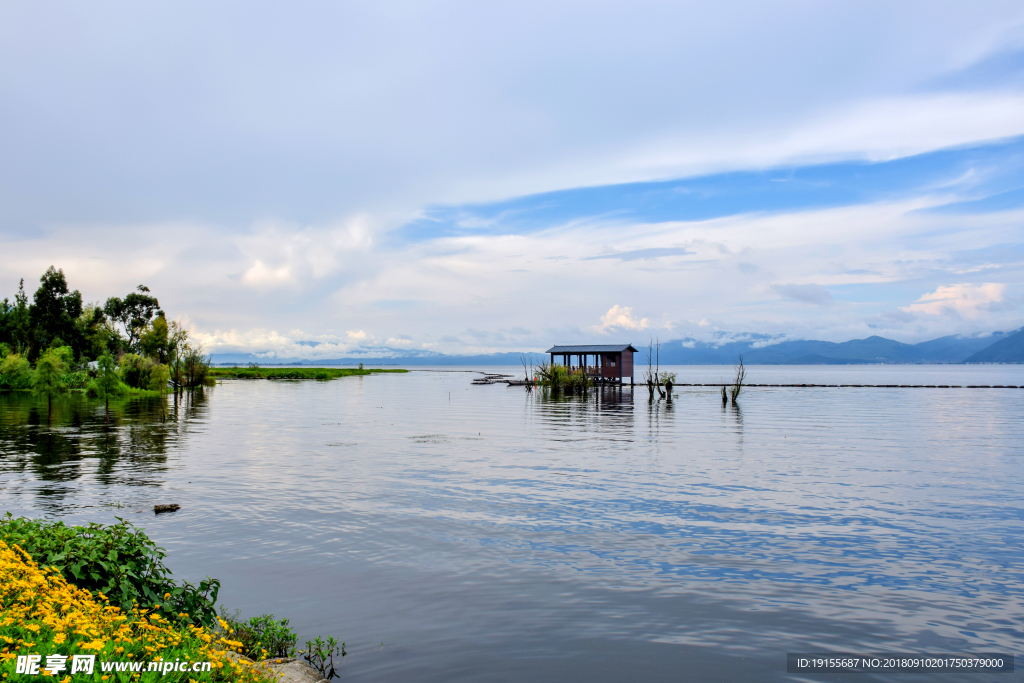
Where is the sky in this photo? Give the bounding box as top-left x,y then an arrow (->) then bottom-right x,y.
2,0 -> 1024,359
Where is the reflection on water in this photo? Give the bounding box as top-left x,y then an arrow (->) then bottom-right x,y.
1,367 -> 1023,683
0,391 -> 210,506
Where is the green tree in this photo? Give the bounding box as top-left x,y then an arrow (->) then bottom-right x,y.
78,303 -> 119,360
0,279 -> 32,353
33,350 -> 66,425
140,313 -> 170,362
149,363 -> 171,420
0,353 -> 33,390
104,285 -> 161,353
166,320 -> 190,395
118,353 -> 156,389
29,267 -> 84,360
96,351 -> 120,423
148,363 -> 171,392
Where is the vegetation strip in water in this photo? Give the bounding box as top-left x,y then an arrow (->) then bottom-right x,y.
1,266 -> 217,429
210,367 -> 407,380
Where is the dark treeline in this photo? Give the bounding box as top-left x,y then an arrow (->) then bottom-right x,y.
0,266 -> 211,404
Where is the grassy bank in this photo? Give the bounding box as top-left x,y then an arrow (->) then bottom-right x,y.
210,367 -> 407,380
0,516 -> 345,681
0,540 -> 269,683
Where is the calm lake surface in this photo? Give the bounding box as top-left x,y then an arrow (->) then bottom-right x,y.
2,365 -> 1023,682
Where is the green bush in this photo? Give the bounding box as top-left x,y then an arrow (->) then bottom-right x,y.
60,369 -> 90,389
0,353 -> 32,390
0,514 -> 221,628
46,344 -> 75,370
220,611 -> 298,659
535,363 -> 591,394
119,352 -> 157,389
84,378 -> 129,398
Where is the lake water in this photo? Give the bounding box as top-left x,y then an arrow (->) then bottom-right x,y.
1,365 -> 1023,682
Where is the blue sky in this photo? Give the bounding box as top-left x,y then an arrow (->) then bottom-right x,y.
1,1 -> 1023,358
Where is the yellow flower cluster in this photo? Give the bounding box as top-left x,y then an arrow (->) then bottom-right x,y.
0,541 -> 269,682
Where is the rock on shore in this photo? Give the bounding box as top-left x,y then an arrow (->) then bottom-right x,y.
227,653 -> 328,683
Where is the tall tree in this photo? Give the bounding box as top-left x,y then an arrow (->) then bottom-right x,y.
32,350 -> 65,425
140,314 -> 170,363
96,351 -> 120,425
0,279 -> 33,353
104,285 -> 161,353
78,304 -> 116,360
29,267 -> 83,359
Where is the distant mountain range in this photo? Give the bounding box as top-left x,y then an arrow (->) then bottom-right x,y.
211,327 -> 1024,366
964,327 -> 1024,362
652,329 -> 1023,365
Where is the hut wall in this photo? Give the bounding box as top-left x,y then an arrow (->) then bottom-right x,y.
601,354 -> 619,379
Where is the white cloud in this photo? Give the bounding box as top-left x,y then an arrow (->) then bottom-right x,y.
618,93 -> 1024,185
385,337 -> 415,347
596,305 -> 649,332
771,283 -> 835,306
3,3 -> 1024,351
902,283 -> 1009,318
242,260 -> 292,288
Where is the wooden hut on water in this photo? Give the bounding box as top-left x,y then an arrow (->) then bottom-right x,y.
546,344 -> 637,385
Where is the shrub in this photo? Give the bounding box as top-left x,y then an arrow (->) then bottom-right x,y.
171,342 -> 211,390
0,540 -> 269,683
61,370 -> 91,389
85,378 -> 128,399
32,353 -> 66,415
0,514 -> 220,629
301,635 -> 345,680
219,612 -> 297,659
535,363 -> 591,395
119,353 -> 157,389
46,344 -> 75,370
0,353 -> 32,390
148,363 -> 171,392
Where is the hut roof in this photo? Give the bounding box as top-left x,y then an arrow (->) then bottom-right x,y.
546,344 -> 637,353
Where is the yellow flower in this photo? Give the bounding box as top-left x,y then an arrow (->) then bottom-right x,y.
0,540 -> 272,683
164,592 -> 171,599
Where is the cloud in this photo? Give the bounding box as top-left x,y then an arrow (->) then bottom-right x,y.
3,4 -> 1024,351
241,260 -> 292,288
385,337 -> 415,347
902,283 -> 1008,318
596,305 -> 649,332
235,217 -> 378,289
346,330 -> 368,341
584,247 -> 693,261
188,328 -> 367,359
772,283 -> 835,306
